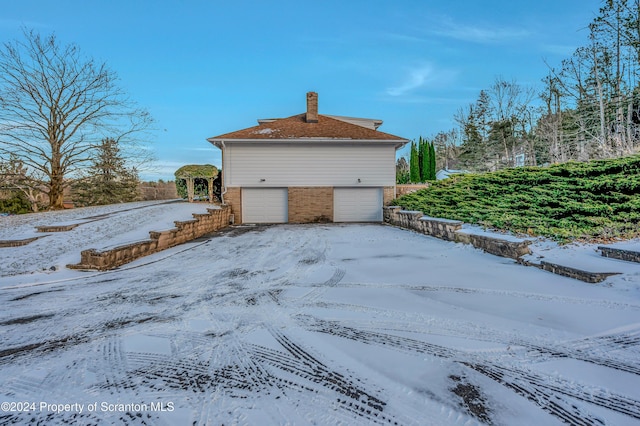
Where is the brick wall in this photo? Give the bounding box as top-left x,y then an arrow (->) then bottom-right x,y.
288,187 -> 333,223
224,187 -> 241,224
228,185 -> 391,224
396,184 -> 430,198
383,186 -> 395,205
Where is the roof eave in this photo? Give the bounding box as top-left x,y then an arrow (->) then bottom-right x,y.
207,137 -> 409,150
206,138 -> 224,149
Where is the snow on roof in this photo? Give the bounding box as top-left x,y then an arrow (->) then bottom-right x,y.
208,114 -> 407,143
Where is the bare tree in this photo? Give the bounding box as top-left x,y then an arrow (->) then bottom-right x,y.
488,77 -> 536,167
432,129 -> 461,170
0,29 -> 152,209
541,1 -> 640,162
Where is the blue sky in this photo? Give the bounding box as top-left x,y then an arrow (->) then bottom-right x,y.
1,0 -> 601,180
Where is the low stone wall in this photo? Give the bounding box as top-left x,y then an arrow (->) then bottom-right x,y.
539,261 -> 620,284
68,206 -> 230,271
383,206 -> 532,260
36,224 -> 80,232
385,207 -> 463,241
599,246 -> 640,263
455,231 -> 532,260
0,236 -> 43,248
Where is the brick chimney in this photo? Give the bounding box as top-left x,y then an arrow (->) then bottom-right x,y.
306,92 -> 318,123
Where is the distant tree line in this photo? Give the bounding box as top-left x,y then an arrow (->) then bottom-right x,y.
398,1 -> 640,177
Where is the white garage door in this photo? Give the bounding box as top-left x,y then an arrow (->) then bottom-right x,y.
334,187 -> 383,222
242,188 -> 288,223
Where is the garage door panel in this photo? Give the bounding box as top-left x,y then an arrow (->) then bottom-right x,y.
242,188 -> 288,223
334,187 -> 382,222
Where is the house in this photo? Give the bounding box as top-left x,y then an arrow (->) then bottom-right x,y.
436,169 -> 470,181
206,92 -> 409,224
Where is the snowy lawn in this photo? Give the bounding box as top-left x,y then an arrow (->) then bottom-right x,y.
1,202 -> 639,425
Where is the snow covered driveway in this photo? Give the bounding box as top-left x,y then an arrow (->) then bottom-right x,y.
1,218 -> 640,424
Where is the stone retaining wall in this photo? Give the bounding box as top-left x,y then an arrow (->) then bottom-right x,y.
0,236 -> 43,248
36,224 -> 80,232
455,231 -> 532,260
539,261 -> 620,284
599,246 -> 640,263
68,206 -> 230,271
384,206 -> 532,260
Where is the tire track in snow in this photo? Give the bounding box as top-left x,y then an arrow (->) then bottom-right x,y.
297,268 -> 346,305
569,328 -> 640,353
523,343 -> 640,376
298,315 -> 459,359
246,328 -> 402,425
302,298 -> 640,377
93,339 -> 136,395
325,282 -> 640,310
300,316 -> 640,424
464,363 -> 629,425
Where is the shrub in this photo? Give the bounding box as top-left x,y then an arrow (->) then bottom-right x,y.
394,155 -> 640,242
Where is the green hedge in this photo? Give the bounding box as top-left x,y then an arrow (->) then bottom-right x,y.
394,155 -> 640,242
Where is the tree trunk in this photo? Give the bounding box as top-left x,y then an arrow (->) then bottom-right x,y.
592,45 -> 608,155
49,172 -> 65,210
24,188 -> 40,212
627,102 -> 634,155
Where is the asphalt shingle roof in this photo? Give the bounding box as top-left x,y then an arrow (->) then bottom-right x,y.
208,113 -> 407,141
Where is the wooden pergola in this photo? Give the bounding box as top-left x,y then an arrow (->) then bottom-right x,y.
174,164 -> 219,203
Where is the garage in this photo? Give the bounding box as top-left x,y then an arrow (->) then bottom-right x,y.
333,187 -> 383,222
208,92 -> 410,224
242,188 -> 288,223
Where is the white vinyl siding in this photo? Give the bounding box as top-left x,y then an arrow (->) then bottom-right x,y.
334,187 -> 383,222
242,188 -> 288,223
224,143 -> 395,187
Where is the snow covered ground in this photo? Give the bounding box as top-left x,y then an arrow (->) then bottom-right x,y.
1,201 -> 639,425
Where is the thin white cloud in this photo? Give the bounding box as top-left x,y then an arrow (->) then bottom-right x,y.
430,17 -> 529,44
386,65 -> 435,97
386,64 -> 457,97
187,147 -> 218,152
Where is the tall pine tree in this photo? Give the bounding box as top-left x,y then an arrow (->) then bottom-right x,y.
429,141 -> 437,180
419,137 -> 430,182
409,141 -> 420,183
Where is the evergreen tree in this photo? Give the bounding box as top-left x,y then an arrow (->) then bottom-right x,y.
395,157 -> 410,184
72,137 -> 140,206
409,141 -> 420,183
419,137 -> 430,182
429,141 -> 437,180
